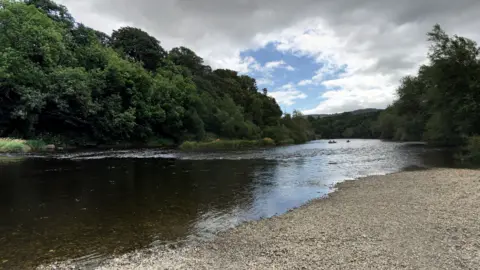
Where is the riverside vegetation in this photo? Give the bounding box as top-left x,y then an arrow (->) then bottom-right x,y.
1,0 -> 479,158
0,0 -> 315,152
0,138 -> 47,152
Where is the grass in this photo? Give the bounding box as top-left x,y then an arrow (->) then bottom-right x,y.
180,138 -> 276,151
0,138 -> 30,153
0,138 -> 48,153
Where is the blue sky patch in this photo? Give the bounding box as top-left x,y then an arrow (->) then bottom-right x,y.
239,42 -> 347,112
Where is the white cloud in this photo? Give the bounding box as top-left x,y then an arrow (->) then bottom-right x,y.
269,89 -> 307,106
268,83 -> 307,106
298,79 -> 313,86
256,78 -> 274,86
303,74 -> 396,114
227,56 -> 261,74
279,83 -> 296,90
264,60 -> 285,69
261,60 -> 296,73
244,60 -> 296,86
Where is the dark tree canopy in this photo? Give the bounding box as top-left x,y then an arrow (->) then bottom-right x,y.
111,26 -> 167,72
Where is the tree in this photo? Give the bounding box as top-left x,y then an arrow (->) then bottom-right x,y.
24,0 -> 74,28
375,24 -> 480,146
168,47 -> 211,76
111,27 -> 167,72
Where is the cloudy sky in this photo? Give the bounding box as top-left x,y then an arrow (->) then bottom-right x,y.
55,0 -> 480,114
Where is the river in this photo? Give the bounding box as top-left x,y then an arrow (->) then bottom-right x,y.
0,139 -> 457,269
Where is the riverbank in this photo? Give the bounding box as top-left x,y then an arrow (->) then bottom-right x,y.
59,168 -> 480,270
0,137 -> 288,154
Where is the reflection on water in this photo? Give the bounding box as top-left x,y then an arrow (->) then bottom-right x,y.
0,140 -> 458,269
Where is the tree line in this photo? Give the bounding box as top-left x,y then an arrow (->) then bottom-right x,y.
0,0 -> 315,146
376,25 -> 480,147
309,25 -> 480,159
308,110 -> 382,139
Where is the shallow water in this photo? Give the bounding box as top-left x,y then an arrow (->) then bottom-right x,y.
0,140 -> 457,269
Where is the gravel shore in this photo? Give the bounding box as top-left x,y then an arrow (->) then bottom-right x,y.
49,169 -> 480,269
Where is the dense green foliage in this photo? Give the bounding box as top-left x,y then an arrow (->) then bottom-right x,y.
308,110 -> 381,139
0,0 -> 314,146
376,25 -> 480,147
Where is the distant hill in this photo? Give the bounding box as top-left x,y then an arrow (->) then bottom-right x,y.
349,108 -> 383,115
306,108 -> 383,119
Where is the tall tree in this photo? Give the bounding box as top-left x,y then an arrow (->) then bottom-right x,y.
111,27 -> 167,72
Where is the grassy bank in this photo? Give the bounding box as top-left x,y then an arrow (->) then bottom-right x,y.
0,138 -> 47,153
179,138 -> 276,151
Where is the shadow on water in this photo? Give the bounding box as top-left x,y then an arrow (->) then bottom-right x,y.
0,140 -> 465,269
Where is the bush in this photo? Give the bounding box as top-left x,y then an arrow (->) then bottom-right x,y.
179,141 -> 197,151
0,138 -> 50,152
263,125 -> 291,144
26,140 -> 47,151
261,137 -> 275,146
0,138 -> 29,153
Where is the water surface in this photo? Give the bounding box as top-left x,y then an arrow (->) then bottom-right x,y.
0,140 -> 457,268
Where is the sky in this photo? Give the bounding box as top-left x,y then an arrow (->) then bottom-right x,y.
55,0 -> 480,114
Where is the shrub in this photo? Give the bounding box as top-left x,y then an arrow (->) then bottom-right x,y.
261,137 -> 275,146
179,141 -> 197,151
263,125 -> 291,144
26,140 -> 47,151
0,138 -> 29,153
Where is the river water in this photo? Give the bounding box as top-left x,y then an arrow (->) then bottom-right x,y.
0,140 -> 457,269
